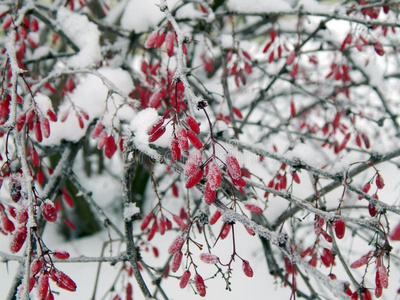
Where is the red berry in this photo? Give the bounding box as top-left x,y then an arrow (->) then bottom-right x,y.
10,225 -> 27,253
226,155 -> 242,180
186,168 -> 204,189
185,115 -> 200,134
334,219 -> 345,239
171,251 -> 183,272
168,235 -> 184,254
104,135 -> 117,158
376,174 -> 385,189
53,250 -> 70,259
180,270 -> 191,289
171,138 -> 181,161
149,127 -> 166,142
209,210 -> 221,225
242,260 -> 253,277
194,274 -> 206,297
199,253 -> 219,264
41,201 -> 57,222
187,130 -> 203,149
50,269 -> 77,291
204,183 -> 216,205
38,273 -> 49,299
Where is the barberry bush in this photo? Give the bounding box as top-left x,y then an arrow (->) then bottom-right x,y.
1,0 -> 400,299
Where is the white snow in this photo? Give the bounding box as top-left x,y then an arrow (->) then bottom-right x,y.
120,0 -> 178,33
57,7 -> 101,68
42,67 -> 134,145
34,93 -> 54,117
227,0 -> 293,13
123,203 -> 140,220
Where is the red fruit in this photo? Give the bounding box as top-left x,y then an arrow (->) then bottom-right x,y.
244,203 -> 263,214
149,91 -> 163,109
290,101 -> 296,118
16,114 -> 26,132
171,138 -> 181,161
92,121 -> 103,138
194,274 -> 206,297
30,259 -> 42,276
53,250 -> 70,259
204,182 -> 216,205
287,51 -> 296,65
334,219 -> 345,239
372,41 -> 385,56
185,115 -> 200,134
104,135 -> 117,158
378,266 -> 388,288
35,121 -> 43,142
144,30 -> 159,48
390,221 -> 400,240
30,18 -> 39,31
64,219 -> 75,230
368,203 -> 377,217
263,41 -> 273,53
292,171 -> 300,183
126,282 -> 133,300
199,253 -> 219,264
62,187 -> 74,207
184,150 -> 202,176
2,214 -> 15,233
290,63 -> 299,78
220,223 -> 231,239
155,32 -> 166,48
376,174 -> 384,189
31,148 -> 40,167
10,225 -> 27,253
168,235 -> 184,254
186,168 -> 204,188
159,215 -> 166,235
242,260 -> 253,277
176,126 -> 189,151
233,107 -> 243,119
173,215 -> 188,230
165,31 -> 175,57
209,210 -> 221,225
65,77 -> 75,92
359,182 -> 371,200
171,251 -> 183,272
46,109 -> 57,122
187,130 -> 203,149
350,252 -> 371,268
37,168 -> 44,184
180,270 -> 191,289
149,126 -> 166,142
226,155 -> 241,180
50,269 -> 77,291
46,291 -> 54,300
41,201 -> 57,222
147,219 -> 158,241
207,162 -> 221,190
16,206 -> 28,224
171,183 -> 179,198
38,273 -> 49,299
147,117 -> 164,135
321,248 -> 334,267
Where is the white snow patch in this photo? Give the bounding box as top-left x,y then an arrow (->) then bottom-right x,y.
121,0 -> 178,33
41,67 -> 134,145
35,93 -> 54,116
227,0 -> 293,13
124,203 -> 140,220
57,7 -> 101,68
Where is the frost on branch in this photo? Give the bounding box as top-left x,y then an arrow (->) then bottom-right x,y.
2,0 -> 400,299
